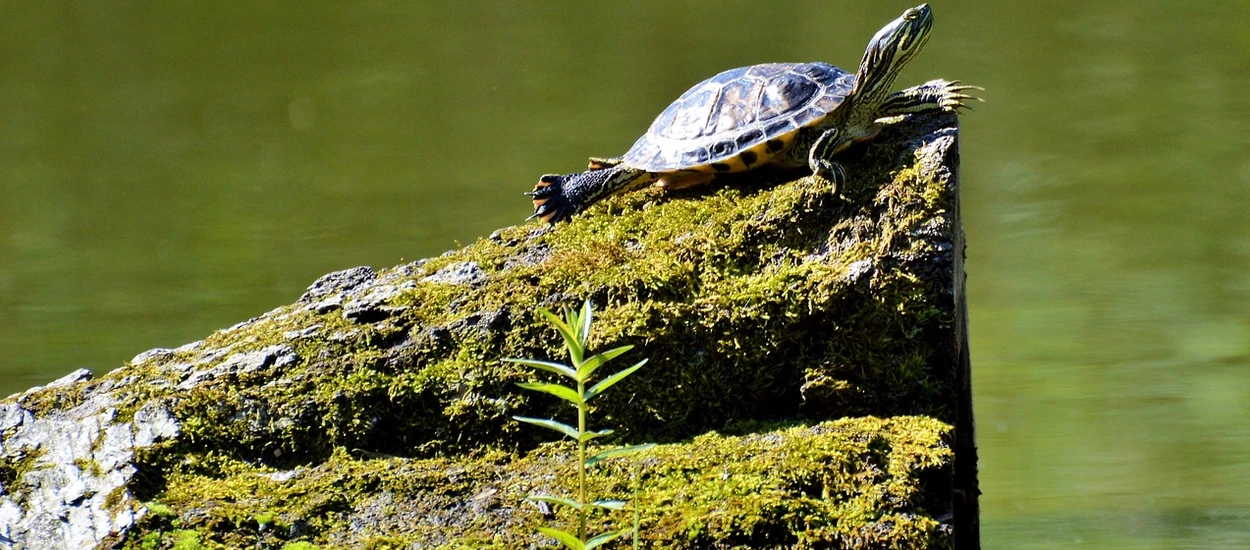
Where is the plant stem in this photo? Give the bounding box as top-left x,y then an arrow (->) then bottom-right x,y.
578,378 -> 589,541
632,465 -> 640,550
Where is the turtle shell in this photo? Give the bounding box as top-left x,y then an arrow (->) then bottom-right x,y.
623,62 -> 854,173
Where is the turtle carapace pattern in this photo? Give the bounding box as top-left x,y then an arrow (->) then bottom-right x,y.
528,3 -> 980,223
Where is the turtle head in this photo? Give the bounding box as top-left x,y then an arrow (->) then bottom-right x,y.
852,4 -> 934,102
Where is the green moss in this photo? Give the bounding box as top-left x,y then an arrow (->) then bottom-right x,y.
145,502 -> 177,518
128,417 -> 950,548
139,532 -> 162,550
171,529 -> 204,550
0,447 -> 46,498
73,457 -> 107,478
254,511 -> 275,526
0,458 -> 19,491
103,485 -> 130,512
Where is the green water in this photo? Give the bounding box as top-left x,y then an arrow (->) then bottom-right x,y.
2,1 -> 1248,547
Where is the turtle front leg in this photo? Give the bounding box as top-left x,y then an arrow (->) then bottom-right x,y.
878,79 -> 983,118
808,127 -> 849,193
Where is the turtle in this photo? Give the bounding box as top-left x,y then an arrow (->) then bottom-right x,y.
527,3 -> 980,224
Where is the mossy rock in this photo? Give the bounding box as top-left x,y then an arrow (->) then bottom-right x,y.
130,417 -> 952,549
1,112 -> 970,549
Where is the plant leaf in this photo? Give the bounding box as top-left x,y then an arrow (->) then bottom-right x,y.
579,428 -> 614,443
539,306 -> 584,365
575,345 -> 634,383
587,499 -> 627,511
503,358 -> 577,380
517,382 -> 584,405
584,359 -> 648,401
585,443 -> 657,468
537,527 -> 585,550
577,300 -> 593,346
585,528 -> 630,549
527,494 -> 581,511
513,416 -> 579,440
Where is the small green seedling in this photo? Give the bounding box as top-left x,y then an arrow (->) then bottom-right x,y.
505,300 -> 654,549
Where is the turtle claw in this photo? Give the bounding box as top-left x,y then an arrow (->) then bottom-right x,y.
934,80 -> 985,111
884,80 -> 984,115
527,176 -> 560,199
948,92 -> 985,111
943,80 -> 985,94
813,160 -> 846,194
528,201 -> 566,224
945,95 -> 982,111
527,175 -> 575,224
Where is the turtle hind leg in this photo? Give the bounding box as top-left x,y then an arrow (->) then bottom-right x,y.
879,79 -> 984,117
526,174 -> 578,224
526,166 -> 655,224
587,156 -> 624,170
656,171 -> 714,191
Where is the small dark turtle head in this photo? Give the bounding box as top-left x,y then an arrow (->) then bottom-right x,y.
853,4 -> 934,100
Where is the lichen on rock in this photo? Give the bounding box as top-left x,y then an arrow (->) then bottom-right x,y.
0,112 -> 968,549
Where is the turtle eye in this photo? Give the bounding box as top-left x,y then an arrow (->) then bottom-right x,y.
904,9 -> 920,20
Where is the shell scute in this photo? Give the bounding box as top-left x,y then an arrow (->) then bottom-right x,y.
625,62 -> 851,172
763,117 -> 799,137
709,140 -> 735,158
681,147 -> 710,166
757,73 -> 819,121
734,128 -> 765,149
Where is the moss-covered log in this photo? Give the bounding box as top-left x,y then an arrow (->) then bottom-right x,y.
0,112 -> 977,549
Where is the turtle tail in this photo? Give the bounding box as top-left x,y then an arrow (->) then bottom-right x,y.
526,174 -> 579,224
